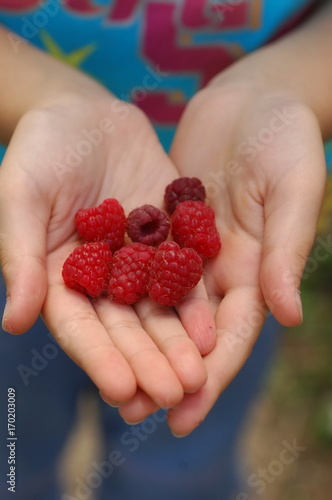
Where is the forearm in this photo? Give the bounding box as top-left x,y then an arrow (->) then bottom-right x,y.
211,0 -> 332,138
0,26 -> 105,143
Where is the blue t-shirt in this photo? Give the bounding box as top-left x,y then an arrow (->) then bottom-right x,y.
0,0 -> 318,150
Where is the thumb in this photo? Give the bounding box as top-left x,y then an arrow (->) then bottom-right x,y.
0,154 -> 49,334
260,140 -> 326,327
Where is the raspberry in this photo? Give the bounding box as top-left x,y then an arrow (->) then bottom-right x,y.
126,204 -> 170,246
171,200 -> 221,260
75,198 -> 126,252
62,241 -> 112,298
148,241 -> 202,306
108,243 -> 155,304
164,177 -> 206,214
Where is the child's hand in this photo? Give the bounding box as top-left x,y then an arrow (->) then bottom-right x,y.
119,75 -> 326,431
0,87 -> 216,409
166,79 -> 326,434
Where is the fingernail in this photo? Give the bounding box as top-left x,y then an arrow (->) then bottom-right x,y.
99,391 -> 120,408
106,401 -> 120,408
295,289 -> 303,324
171,431 -> 191,438
2,297 -> 12,333
123,418 -> 146,425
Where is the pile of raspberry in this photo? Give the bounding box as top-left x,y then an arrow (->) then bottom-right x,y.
62,177 -> 221,306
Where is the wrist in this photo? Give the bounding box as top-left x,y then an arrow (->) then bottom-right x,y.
207,48 -> 325,138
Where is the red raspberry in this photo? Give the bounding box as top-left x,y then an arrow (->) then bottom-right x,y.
148,241 -> 202,306
171,200 -> 221,260
126,204 -> 170,246
75,198 -> 126,252
108,243 -> 155,304
62,241 -> 112,298
164,177 -> 206,214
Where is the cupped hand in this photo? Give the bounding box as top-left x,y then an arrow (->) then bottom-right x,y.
119,79 -> 326,432
0,85 -> 216,409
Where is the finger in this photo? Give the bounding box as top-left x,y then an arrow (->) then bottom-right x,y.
167,286 -> 267,436
43,249 -> 137,402
135,297 -> 207,393
118,389 -> 159,424
261,131 -> 326,326
175,279 -> 216,356
94,296 -> 184,409
0,149 -> 49,334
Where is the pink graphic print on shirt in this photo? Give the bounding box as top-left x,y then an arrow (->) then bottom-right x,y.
137,1 -> 255,123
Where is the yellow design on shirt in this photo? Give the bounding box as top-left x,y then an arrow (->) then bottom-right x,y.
39,31 -> 96,68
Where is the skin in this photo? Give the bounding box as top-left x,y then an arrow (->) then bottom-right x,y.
0,0 -> 332,435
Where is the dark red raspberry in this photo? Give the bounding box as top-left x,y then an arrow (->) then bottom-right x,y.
108,243 -> 155,304
62,241 -> 112,297
75,198 -> 126,252
148,241 -> 202,306
164,177 -> 206,214
171,200 -> 221,260
126,204 -> 170,246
